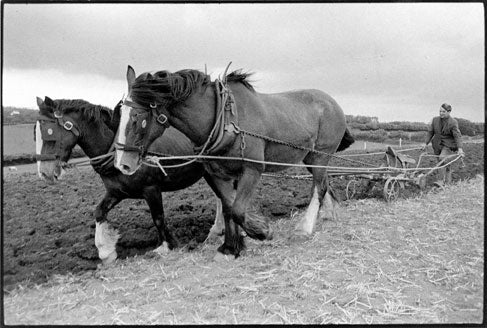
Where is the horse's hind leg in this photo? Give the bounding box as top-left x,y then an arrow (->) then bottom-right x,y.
295,150 -> 336,235
319,185 -> 338,221
143,187 -> 178,255
295,166 -> 329,235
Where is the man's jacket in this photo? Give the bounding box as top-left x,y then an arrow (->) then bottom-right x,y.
425,116 -> 463,155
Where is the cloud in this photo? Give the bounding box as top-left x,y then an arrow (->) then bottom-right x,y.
2,3 -> 484,123
3,68 -> 125,109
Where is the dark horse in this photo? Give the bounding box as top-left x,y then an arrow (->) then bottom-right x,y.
35,96 -> 223,264
114,65 -> 354,259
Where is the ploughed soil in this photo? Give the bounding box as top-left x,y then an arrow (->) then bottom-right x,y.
3,142 -> 484,291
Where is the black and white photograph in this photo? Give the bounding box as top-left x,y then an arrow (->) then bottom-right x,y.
2,2 -> 484,324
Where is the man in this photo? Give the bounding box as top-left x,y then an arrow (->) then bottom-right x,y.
422,103 -> 465,185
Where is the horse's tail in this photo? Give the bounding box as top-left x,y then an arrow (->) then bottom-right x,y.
337,127 -> 354,152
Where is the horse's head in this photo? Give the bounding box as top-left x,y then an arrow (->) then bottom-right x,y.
114,66 -> 170,175
35,96 -> 82,183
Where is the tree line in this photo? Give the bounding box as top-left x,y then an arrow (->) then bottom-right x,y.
2,107 -> 484,137
346,114 -> 484,140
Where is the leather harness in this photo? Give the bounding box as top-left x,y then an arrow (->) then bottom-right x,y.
36,111 -> 120,174
193,78 -> 239,155
35,111 -> 81,161
119,74 -> 240,158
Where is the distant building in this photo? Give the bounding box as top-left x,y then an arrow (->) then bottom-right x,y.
10,111 -> 20,116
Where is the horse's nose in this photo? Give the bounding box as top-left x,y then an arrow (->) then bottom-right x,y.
121,164 -> 132,173
115,150 -> 139,175
117,163 -> 137,176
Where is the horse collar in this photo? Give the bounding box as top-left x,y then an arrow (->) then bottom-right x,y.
194,79 -> 239,155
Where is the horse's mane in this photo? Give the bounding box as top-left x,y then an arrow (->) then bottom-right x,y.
226,70 -> 255,92
54,99 -> 114,123
131,68 -> 255,107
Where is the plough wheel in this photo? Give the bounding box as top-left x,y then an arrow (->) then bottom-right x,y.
383,177 -> 401,202
416,173 -> 427,190
346,179 -> 359,200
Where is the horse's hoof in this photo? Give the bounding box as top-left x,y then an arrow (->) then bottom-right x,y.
266,226 -> 274,240
100,251 -> 117,266
213,252 -> 232,262
289,231 -> 311,243
319,210 -> 335,221
153,242 -> 170,256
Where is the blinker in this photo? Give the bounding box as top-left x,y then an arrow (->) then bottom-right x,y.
141,119 -> 147,129
40,122 -> 59,141
54,111 -> 63,118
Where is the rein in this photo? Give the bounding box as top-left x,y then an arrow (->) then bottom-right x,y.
143,151 -> 464,174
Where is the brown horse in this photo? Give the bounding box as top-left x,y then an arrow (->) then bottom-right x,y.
114,65 -> 354,258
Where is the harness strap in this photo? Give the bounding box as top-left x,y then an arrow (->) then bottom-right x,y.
193,78 -> 239,155
38,114 -> 81,136
91,144 -> 117,175
36,112 -> 81,161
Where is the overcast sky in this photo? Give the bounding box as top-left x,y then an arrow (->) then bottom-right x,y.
2,2 -> 484,123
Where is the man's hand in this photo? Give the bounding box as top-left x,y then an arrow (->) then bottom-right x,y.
458,148 -> 465,157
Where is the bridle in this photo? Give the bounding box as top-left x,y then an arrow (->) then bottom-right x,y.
35,110 -> 81,161
121,99 -> 170,126
114,99 -> 170,155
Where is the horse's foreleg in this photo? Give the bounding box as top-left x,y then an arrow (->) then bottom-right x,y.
232,167 -> 273,243
203,175 -> 243,257
143,187 -> 178,254
208,194 -> 239,240
94,192 -> 122,264
204,174 -> 236,238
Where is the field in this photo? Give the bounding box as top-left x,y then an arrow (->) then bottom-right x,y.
3,124 -> 85,164
2,139 -> 484,324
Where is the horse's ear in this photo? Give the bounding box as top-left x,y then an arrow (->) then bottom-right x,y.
44,96 -> 55,107
36,96 -> 44,108
127,65 -> 136,91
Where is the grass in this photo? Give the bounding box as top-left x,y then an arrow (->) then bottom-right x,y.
3,175 -> 484,324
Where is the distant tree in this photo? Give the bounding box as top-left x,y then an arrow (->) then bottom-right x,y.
345,115 -> 378,125
456,117 -> 477,136
474,122 -> 484,133
3,107 -> 38,125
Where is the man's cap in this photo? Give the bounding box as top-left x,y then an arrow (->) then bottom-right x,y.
441,103 -> 452,112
